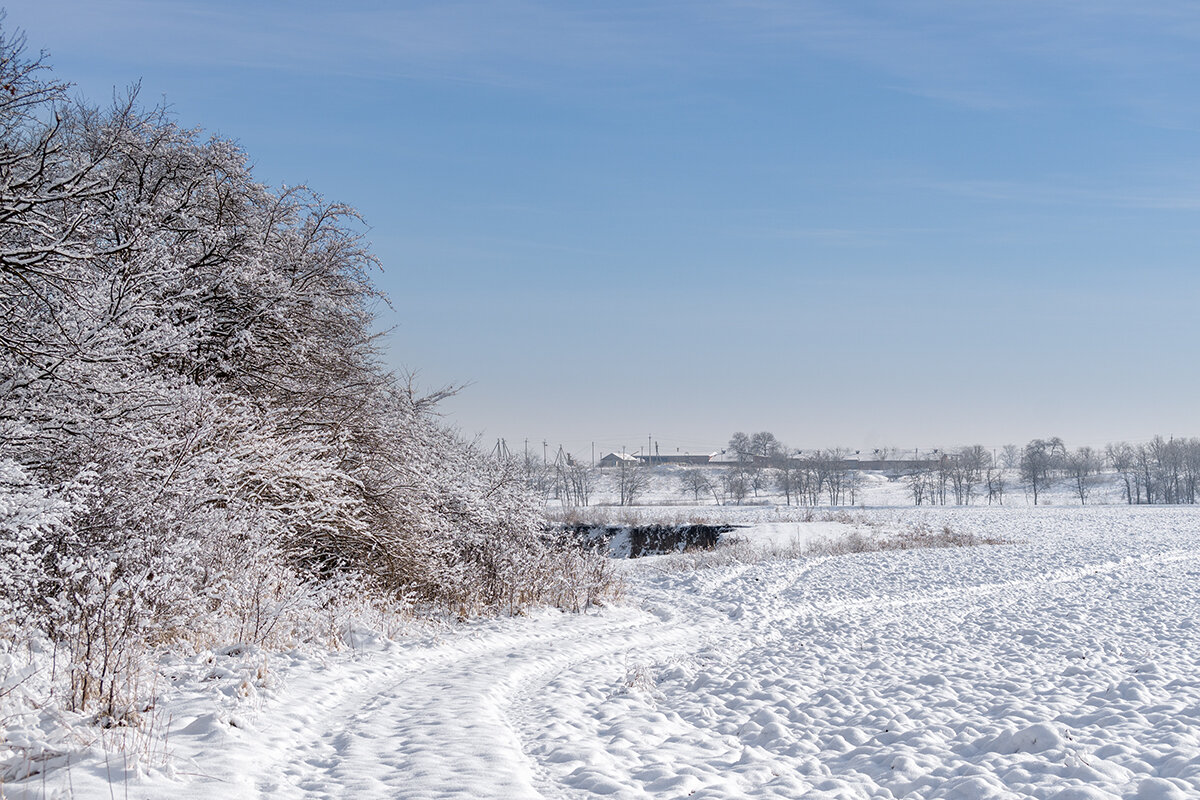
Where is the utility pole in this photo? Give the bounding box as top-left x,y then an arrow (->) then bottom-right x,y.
543,440 -> 548,465
524,438 -> 529,460
591,442 -> 595,467
648,434 -> 652,465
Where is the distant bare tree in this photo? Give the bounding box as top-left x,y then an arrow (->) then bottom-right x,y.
1065,446 -> 1099,505
748,463 -> 770,498
1136,442 -> 1155,505
616,459 -> 649,506
775,448 -> 797,506
934,454 -> 951,505
707,475 -> 727,506
823,450 -> 852,506
950,445 -> 988,505
844,469 -> 864,506
985,466 -> 1006,505
1183,440 -> 1200,504
728,432 -> 753,461
574,464 -> 596,506
723,470 -> 749,505
1000,444 -> 1021,470
555,458 -> 595,507
1106,442 -> 1136,505
905,467 -> 932,506
750,431 -> 782,459
1020,438 -> 1065,505
679,469 -> 712,504
801,451 -> 834,505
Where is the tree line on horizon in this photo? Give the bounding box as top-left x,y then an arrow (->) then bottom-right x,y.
523,430 -> 1200,508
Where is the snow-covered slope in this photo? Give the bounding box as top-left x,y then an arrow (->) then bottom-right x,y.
16,506 -> 1200,799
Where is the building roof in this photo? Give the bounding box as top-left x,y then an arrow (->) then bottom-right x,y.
600,452 -> 640,462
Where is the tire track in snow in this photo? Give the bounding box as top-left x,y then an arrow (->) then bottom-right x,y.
777,547 -> 1200,623
204,606 -> 697,799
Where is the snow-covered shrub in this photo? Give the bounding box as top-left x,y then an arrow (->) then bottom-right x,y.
0,461 -> 89,632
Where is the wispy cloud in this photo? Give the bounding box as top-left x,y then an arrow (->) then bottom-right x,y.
8,0 -> 694,89
15,0 -> 1200,115
742,225 -> 947,247
698,0 -> 1200,116
926,175 -> 1200,211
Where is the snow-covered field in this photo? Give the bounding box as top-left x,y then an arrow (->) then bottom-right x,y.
9,505 -> 1200,799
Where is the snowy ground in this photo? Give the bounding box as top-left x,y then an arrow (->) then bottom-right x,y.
9,505 -> 1200,799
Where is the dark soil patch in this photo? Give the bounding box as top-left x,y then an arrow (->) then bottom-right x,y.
555,523 -> 740,558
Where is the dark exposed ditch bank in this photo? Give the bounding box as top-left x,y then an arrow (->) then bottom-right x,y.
554,523 -> 740,558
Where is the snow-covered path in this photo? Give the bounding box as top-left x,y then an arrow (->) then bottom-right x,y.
43,507 -> 1200,799
238,606 -> 702,799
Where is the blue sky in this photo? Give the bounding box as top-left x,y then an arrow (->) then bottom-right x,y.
8,1 -> 1200,458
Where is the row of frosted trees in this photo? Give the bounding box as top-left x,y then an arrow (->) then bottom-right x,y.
910,436 -> 1200,506
677,432 -> 864,507
523,432 -> 1200,508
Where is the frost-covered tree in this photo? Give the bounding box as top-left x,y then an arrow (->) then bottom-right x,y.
0,22 -> 614,716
